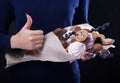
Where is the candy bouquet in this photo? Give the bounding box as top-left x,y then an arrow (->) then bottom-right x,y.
5,23 -> 115,68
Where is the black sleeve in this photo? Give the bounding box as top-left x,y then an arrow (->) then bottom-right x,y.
0,0 -> 14,53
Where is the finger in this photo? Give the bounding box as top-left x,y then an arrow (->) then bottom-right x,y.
30,30 -> 44,36
23,14 -> 33,30
33,40 -> 44,46
69,60 -> 73,64
34,44 -> 43,49
81,58 -> 87,61
29,35 -> 44,42
81,56 -> 87,61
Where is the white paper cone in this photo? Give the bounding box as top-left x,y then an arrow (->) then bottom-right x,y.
5,32 -> 75,68
5,23 -> 94,68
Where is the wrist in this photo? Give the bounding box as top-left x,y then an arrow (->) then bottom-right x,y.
10,35 -> 19,49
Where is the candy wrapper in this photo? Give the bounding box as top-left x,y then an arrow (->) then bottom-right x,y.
5,23 -> 115,68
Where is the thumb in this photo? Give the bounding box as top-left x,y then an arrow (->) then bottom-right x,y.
23,14 -> 33,30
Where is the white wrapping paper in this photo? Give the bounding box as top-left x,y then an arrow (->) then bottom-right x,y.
5,23 -> 94,68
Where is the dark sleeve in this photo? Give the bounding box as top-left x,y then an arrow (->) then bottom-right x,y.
73,0 -> 90,24
0,0 -> 14,53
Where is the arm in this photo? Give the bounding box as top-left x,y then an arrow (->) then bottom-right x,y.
0,0 -> 14,53
73,0 -> 90,24
0,0 -> 44,54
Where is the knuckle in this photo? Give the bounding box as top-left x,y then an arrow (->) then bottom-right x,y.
39,44 -> 42,47
38,44 -> 43,48
29,37 -> 33,41
39,30 -> 44,34
37,44 -> 42,47
28,31 -> 34,36
40,35 -> 45,39
27,30 -> 32,34
40,40 -> 44,43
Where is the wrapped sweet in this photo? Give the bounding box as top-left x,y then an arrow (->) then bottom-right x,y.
53,23 -> 115,60
67,41 -> 86,59
5,23 -> 115,68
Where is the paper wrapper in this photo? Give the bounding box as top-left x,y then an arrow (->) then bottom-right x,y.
5,32 -> 76,68
5,23 -> 94,68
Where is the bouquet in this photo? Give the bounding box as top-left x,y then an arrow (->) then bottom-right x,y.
5,23 -> 115,68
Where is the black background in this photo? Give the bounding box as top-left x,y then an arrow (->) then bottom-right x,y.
79,0 -> 120,83
0,0 -> 120,83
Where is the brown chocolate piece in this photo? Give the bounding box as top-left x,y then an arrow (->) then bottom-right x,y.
92,43 -> 102,51
53,28 -> 67,38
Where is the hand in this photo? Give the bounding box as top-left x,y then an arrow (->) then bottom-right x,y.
69,52 -> 95,63
80,52 -> 95,61
11,14 -> 44,50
